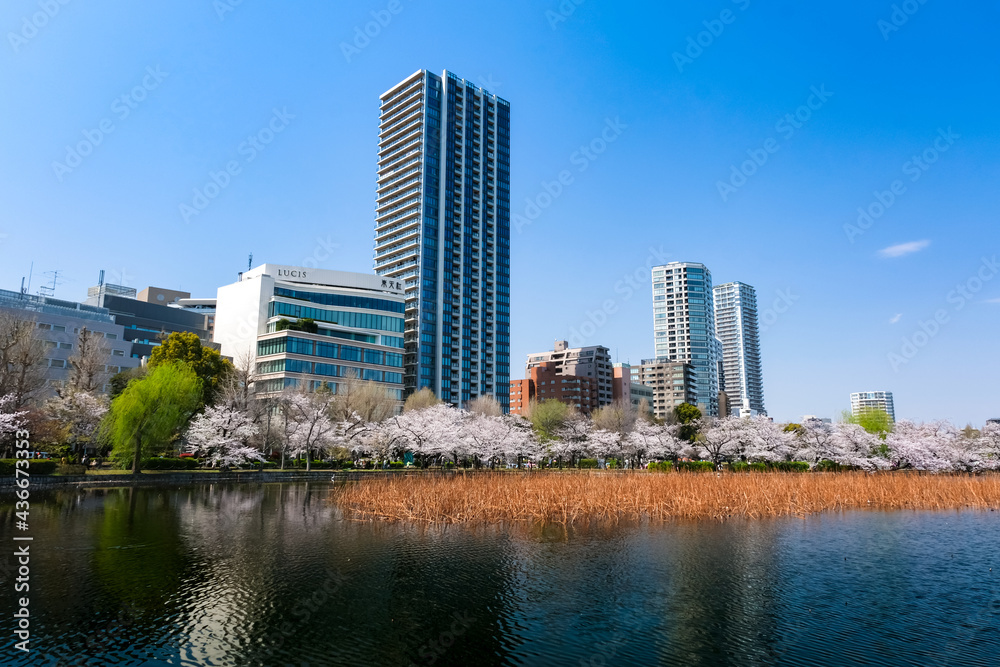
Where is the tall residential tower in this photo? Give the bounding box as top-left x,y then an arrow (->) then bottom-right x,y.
373,70 -> 511,409
713,281 -> 765,416
651,262 -> 718,416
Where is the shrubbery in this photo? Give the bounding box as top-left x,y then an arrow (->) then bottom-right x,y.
143,457 -> 201,470
647,461 -> 673,472
770,461 -> 810,473
390,461 -> 405,469
676,460 -> 716,473
578,458 -> 599,469
0,459 -> 57,476
728,461 -> 811,473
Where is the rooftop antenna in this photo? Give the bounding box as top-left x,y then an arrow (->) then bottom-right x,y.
38,270 -> 64,298
24,262 -> 33,295
98,269 -> 105,287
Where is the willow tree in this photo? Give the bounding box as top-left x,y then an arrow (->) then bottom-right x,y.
842,408 -> 894,436
101,362 -> 202,474
148,331 -> 232,405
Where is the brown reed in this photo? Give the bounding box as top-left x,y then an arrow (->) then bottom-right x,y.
331,471 -> 1000,524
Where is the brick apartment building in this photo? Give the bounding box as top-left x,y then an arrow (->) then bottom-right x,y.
509,361 -> 600,416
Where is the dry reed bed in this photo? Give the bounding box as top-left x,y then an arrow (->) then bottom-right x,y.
331,471 -> 1000,524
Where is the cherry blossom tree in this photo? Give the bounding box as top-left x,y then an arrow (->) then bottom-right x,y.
186,405 -> 263,468
978,423 -> 1000,470
696,417 -> 745,467
0,393 -> 28,441
281,389 -> 337,471
641,421 -> 686,463
45,391 -> 108,455
387,403 -> 463,467
461,413 -> 512,468
829,423 -> 890,471
734,417 -> 794,463
550,414 -> 593,467
885,420 -> 964,472
794,419 -> 841,465
591,400 -> 638,467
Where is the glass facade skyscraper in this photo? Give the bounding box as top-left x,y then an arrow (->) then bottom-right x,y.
374,70 -> 511,409
652,262 -> 719,416
713,282 -> 765,416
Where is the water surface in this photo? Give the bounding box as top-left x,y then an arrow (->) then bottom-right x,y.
1,483 -> 997,666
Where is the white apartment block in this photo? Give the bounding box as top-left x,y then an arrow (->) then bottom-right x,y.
713,281 -> 765,416
851,391 -> 895,422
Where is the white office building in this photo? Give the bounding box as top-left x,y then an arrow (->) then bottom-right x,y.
213,264 -> 405,399
651,262 -> 719,416
713,281 -> 765,417
850,391 -> 895,422
373,69 -> 511,409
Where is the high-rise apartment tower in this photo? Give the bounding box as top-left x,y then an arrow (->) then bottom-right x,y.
651,262 -> 718,416
713,281 -> 765,416
373,70 -> 511,409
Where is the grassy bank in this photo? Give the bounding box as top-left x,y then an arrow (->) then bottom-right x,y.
332,471 -> 1000,524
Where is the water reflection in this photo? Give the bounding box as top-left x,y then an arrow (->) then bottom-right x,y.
1,484 -> 997,666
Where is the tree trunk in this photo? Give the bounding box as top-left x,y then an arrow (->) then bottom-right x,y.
131,434 -> 142,475
306,449 -> 311,472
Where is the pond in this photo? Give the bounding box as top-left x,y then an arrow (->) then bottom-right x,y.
1,482 -> 997,666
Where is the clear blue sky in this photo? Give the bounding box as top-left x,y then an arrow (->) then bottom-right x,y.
1,0 -> 997,425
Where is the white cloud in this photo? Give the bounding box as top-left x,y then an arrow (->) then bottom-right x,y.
878,240 -> 930,258
889,313 -> 902,324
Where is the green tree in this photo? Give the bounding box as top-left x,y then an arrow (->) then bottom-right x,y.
274,318 -> 319,334
526,399 -> 571,442
674,402 -> 702,441
101,362 -> 202,474
842,408 -> 894,436
108,367 -> 147,400
403,387 -> 441,412
148,332 -> 233,405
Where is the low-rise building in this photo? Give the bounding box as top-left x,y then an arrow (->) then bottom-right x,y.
630,382 -> 655,415
633,358 -> 698,420
86,282 -> 214,360
509,361 -> 600,416
525,340 -> 613,407
612,362 -> 632,406
213,264 -> 405,401
0,288 -> 139,397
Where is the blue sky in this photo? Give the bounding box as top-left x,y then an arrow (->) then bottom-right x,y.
1,0 -> 997,425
